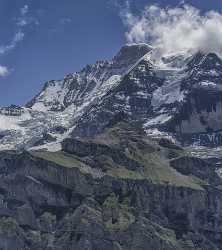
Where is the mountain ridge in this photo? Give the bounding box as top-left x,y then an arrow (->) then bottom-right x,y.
1,44 -> 222,162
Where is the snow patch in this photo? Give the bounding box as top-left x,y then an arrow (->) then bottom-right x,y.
152,77 -> 185,110
200,81 -> 217,87
144,114 -> 172,127
0,110 -> 31,131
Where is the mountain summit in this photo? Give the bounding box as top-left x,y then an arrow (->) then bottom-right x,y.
1,44 -> 222,161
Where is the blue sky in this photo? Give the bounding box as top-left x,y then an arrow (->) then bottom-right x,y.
0,0 -> 221,106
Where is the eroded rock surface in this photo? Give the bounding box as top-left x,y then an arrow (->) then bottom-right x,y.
0,123 -> 222,249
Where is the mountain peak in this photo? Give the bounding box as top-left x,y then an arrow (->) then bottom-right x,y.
113,43 -> 152,66
187,51 -> 222,70
201,52 -> 222,69
3,44 -> 222,153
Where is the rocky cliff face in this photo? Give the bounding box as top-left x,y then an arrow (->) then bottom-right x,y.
1,123 -> 222,250
162,53 -> 222,144
0,44 -> 154,151
26,44 -> 152,112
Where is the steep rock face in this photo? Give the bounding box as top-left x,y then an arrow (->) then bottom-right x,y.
26,44 -> 152,112
68,50 -> 222,150
71,57 -> 162,137
158,53 -> 222,147
0,44 -> 154,151
0,123 -> 222,249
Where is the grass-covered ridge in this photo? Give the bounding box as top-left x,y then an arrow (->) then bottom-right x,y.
33,122 -> 206,190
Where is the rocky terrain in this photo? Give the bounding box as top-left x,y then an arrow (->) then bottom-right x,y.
1,43 -> 222,249
1,122 -> 222,250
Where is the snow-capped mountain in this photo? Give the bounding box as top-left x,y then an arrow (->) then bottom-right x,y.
0,44 -> 152,151
1,43 -> 222,162
26,43 -> 152,112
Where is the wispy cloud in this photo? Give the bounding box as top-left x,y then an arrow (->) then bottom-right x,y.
0,31 -> 24,55
49,17 -> 72,35
120,3 -> 222,56
0,5 -> 39,77
0,66 -> 9,77
59,18 -> 72,25
16,4 -> 39,27
0,5 -> 38,55
21,5 -> 29,16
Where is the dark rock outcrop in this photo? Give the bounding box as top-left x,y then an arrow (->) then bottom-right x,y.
0,123 -> 222,249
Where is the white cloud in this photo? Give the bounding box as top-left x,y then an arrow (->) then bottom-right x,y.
121,3 -> 222,56
20,5 -> 29,16
16,5 -> 29,27
0,31 -> 25,55
0,66 -> 9,77
59,18 -> 72,25
0,5 -> 39,77
0,5 -> 38,55
16,4 -> 39,28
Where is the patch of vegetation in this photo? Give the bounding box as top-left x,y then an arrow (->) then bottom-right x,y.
31,122 -> 205,191
40,212 -> 57,228
0,217 -> 18,236
103,193 -> 118,210
32,151 -> 83,168
118,136 -> 204,190
103,193 -> 135,232
32,150 -> 106,179
107,167 -> 144,180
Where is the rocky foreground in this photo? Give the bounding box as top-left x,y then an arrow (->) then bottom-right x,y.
1,122 -> 222,249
